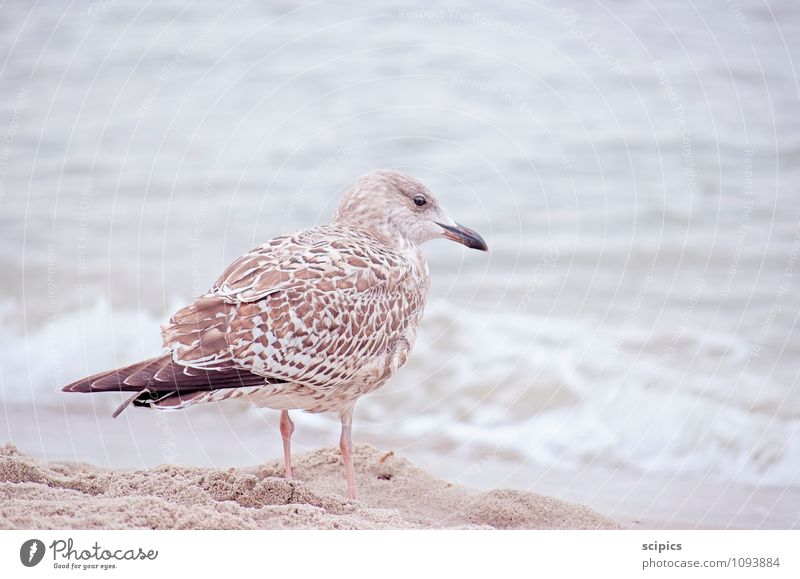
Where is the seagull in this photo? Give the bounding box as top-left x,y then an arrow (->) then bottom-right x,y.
62,169 -> 488,499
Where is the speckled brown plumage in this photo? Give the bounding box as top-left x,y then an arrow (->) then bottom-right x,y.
158,222 -> 431,414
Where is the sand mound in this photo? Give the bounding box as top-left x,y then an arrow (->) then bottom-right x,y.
0,444 -> 621,529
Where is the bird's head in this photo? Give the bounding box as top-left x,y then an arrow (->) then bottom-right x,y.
334,169 -> 488,252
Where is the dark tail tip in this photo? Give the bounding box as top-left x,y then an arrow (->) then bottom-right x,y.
61,380 -> 91,393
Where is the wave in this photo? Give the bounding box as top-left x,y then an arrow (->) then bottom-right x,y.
1,298 -> 798,486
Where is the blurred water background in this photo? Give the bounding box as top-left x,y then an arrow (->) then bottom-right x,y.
1,0 -> 799,526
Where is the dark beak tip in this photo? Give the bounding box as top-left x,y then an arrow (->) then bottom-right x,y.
438,222 -> 489,252
465,234 -> 489,252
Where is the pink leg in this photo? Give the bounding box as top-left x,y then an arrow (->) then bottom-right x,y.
339,407 -> 358,500
279,410 -> 295,479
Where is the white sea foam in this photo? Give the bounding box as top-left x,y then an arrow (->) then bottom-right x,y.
1,299 -> 797,486
372,302 -> 800,487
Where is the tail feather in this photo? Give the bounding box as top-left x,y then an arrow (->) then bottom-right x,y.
62,354 -> 284,417
62,356 -> 168,393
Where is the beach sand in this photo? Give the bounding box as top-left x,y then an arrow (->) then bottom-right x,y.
0,443 -> 621,530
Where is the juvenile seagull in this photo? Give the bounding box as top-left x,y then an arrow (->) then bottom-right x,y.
63,170 -> 487,499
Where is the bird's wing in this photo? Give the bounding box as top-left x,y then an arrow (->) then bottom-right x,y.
211,233 -> 300,302
162,227 -> 423,391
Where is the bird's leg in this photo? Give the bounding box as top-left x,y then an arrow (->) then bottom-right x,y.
279,410 -> 295,479
339,407 -> 358,500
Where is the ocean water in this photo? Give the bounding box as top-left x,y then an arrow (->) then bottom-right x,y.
1,0 -> 799,497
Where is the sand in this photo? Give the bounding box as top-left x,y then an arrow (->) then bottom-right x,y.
0,443 -> 621,530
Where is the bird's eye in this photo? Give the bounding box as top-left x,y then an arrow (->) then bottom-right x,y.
413,195 -> 427,207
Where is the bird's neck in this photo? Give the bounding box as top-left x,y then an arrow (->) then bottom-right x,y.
334,215 -> 417,253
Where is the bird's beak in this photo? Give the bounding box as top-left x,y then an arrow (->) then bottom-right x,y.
437,222 -> 488,251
